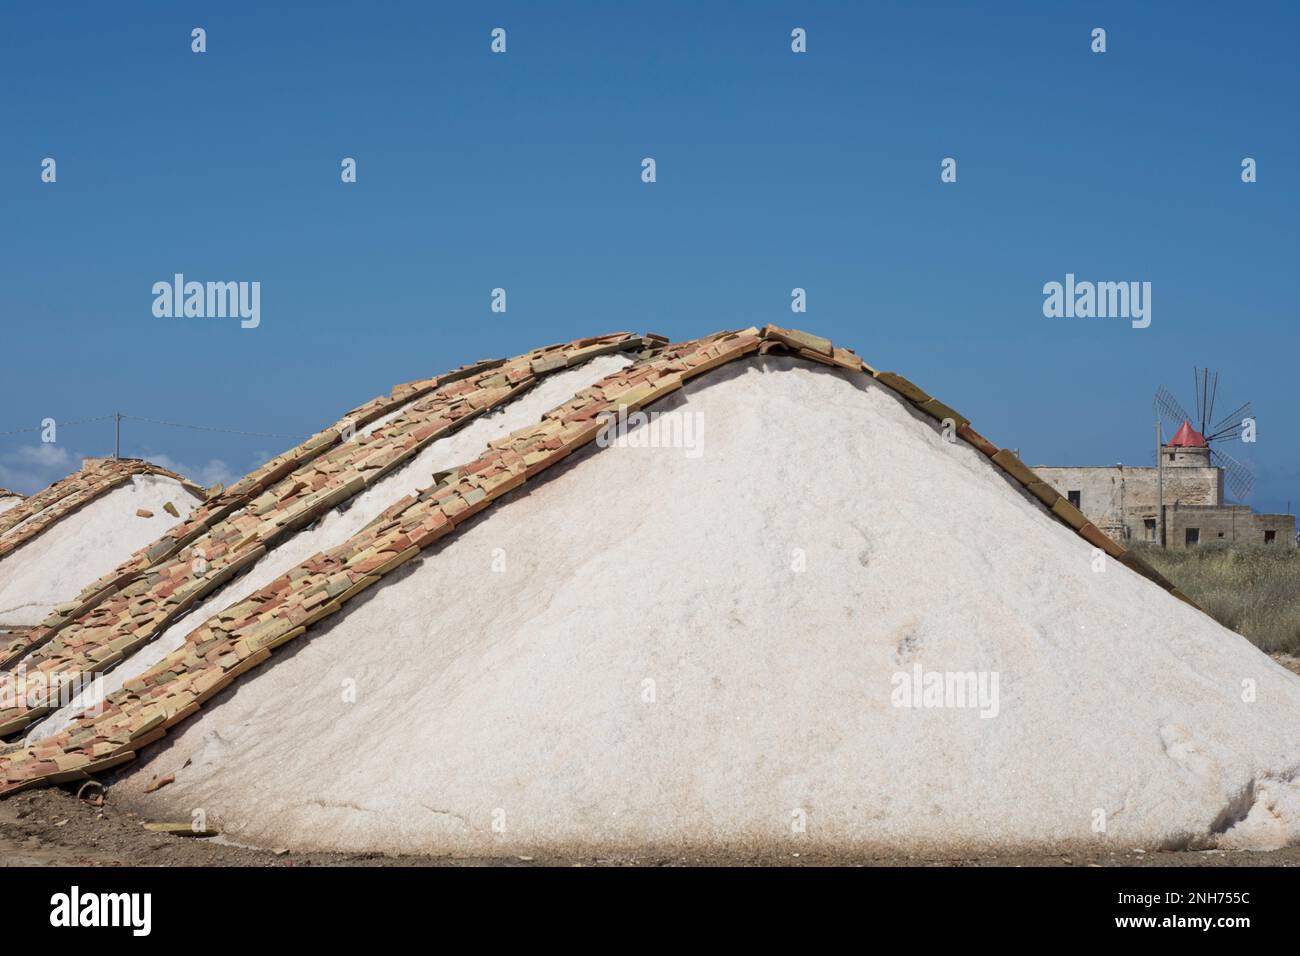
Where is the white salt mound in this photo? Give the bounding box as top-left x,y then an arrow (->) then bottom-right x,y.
0,475 -> 200,628
119,358 -> 1300,855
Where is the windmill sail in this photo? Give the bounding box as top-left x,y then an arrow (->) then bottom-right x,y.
1206,402 -> 1252,444
1155,385 -> 1194,437
1211,445 -> 1256,501
1194,367 -> 1220,437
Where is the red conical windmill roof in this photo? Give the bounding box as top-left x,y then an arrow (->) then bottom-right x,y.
1169,419 -> 1208,448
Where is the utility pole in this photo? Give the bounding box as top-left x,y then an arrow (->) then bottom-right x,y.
114,412 -> 122,460
1155,405 -> 1164,548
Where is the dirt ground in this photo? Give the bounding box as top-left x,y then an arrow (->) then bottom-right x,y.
0,786 -> 1297,867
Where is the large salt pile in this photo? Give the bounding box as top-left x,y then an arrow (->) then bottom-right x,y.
4,328 -> 1299,858
120,347 -> 1300,856
0,460 -> 204,629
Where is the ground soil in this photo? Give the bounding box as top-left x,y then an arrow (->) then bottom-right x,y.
2,786 -> 1298,867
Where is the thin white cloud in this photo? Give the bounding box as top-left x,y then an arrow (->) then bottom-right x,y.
0,443 -> 244,496
0,444 -> 76,494
139,453 -> 239,489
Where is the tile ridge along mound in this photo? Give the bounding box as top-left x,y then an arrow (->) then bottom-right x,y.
4,353 -> 524,656
0,326 -> 1192,794
0,459 -> 205,564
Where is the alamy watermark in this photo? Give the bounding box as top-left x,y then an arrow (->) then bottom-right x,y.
890,664 -> 1000,718
1042,273 -> 1150,329
596,407 -> 704,458
152,274 -> 261,329
50,886 -> 151,936
0,665 -> 104,716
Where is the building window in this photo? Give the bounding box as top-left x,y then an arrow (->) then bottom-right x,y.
1144,518 -> 1156,541
1067,490 -> 1081,508
1265,530 -> 1276,544
1185,528 -> 1200,546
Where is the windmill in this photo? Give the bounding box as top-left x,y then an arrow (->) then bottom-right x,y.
1154,368 -> 1256,502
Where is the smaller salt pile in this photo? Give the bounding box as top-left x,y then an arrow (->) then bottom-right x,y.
0,459 -> 204,629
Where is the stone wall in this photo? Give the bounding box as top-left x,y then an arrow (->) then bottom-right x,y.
1164,505 -> 1297,549
1034,460 -> 1295,549
1032,464 -> 1221,541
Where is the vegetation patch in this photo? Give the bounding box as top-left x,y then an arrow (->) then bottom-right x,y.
1134,544 -> 1300,654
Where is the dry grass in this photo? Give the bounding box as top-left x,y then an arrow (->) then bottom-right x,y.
1133,544 -> 1300,654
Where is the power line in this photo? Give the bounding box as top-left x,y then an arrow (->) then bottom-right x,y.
0,413 -> 299,441
119,414 -> 299,440
0,415 -> 116,436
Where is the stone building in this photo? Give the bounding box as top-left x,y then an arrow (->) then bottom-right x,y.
1034,422 -> 1295,549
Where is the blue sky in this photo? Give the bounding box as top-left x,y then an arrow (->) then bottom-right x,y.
2,2 -> 1297,511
